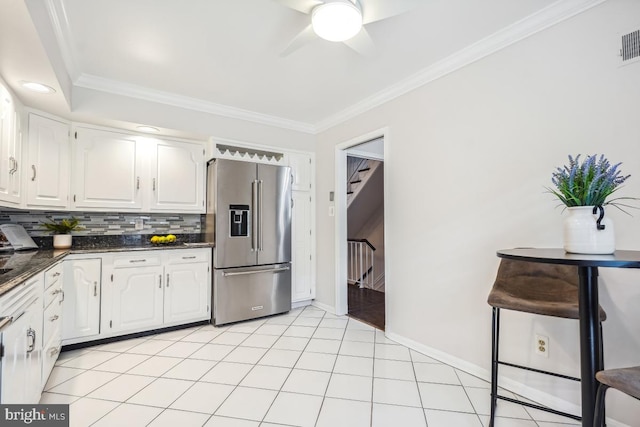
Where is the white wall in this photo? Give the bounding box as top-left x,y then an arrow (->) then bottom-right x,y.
315,0 -> 640,424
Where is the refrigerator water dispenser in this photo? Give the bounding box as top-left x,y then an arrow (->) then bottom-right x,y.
229,204 -> 249,237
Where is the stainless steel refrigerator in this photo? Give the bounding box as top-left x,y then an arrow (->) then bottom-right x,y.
205,158 -> 292,325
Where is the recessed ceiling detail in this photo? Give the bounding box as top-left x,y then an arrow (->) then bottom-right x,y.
31,0 -> 606,134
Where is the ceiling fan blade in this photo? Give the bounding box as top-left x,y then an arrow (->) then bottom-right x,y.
280,24 -> 317,56
343,27 -> 376,56
272,0 -> 323,15
361,0 -> 423,24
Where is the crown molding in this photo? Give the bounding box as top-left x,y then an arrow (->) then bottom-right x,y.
43,0 -> 605,135
74,74 -> 317,134
44,0 -> 80,81
314,0 -> 608,132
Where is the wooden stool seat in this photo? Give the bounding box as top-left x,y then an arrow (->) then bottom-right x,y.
597,366 -> 640,399
488,260 -> 607,320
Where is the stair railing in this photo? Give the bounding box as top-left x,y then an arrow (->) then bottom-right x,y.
347,239 -> 375,289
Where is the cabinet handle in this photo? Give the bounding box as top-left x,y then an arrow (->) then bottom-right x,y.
137,176 -> 140,190
59,290 -> 64,303
52,272 -> 61,278
31,165 -> 36,181
26,328 -> 36,353
129,259 -> 146,263
93,281 -> 97,297
182,256 -> 196,260
50,314 -> 59,322
9,157 -> 16,174
153,178 -> 156,191
166,274 -> 170,287
159,274 -> 162,288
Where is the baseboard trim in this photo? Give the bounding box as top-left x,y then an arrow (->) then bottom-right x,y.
385,330 -> 629,427
291,300 -> 313,309
311,300 -> 336,314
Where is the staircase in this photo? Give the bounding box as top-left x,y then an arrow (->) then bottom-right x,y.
347,157 -> 380,207
347,155 -> 385,292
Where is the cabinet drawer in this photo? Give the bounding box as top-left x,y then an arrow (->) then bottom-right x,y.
45,263 -> 63,290
44,280 -> 63,309
42,329 -> 62,388
43,297 -> 63,345
166,250 -> 210,265
113,254 -> 161,268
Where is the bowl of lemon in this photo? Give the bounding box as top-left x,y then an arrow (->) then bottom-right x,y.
150,234 -> 177,245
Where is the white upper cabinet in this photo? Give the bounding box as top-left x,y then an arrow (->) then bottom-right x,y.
288,152 -> 312,191
0,85 -> 21,206
26,113 -> 70,209
72,125 -> 205,213
150,139 -> 205,212
72,127 -> 143,210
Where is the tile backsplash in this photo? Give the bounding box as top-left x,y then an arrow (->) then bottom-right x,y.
0,209 -> 203,237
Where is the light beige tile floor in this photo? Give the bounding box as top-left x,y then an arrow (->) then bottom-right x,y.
41,305 -> 580,427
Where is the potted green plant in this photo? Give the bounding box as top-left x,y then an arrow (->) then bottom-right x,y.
41,217 -> 83,249
548,154 -> 635,254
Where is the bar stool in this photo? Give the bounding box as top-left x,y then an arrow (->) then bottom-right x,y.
594,367 -> 640,426
488,258 -> 607,426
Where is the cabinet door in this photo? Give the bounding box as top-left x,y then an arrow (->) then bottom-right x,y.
164,262 -> 210,324
291,191 -> 313,302
62,259 -> 101,340
110,266 -> 164,334
150,139 -> 205,212
1,295 -> 42,404
288,153 -> 312,191
1,306 -> 30,403
26,114 -> 70,208
0,85 -> 20,205
73,127 -> 143,209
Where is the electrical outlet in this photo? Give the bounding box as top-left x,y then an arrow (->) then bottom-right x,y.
535,334 -> 549,358
134,218 -> 144,230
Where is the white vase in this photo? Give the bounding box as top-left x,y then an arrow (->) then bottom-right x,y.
53,234 -> 72,249
563,206 -> 615,254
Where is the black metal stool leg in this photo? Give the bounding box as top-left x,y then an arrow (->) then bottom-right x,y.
593,383 -> 609,427
490,307 -> 500,427
598,322 -> 605,426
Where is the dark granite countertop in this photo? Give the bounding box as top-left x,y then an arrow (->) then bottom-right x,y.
0,249 -> 69,297
0,234 -> 214,298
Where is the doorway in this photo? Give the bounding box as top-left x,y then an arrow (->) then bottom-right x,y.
346,152 -> 385,329
334,130 -> 388,330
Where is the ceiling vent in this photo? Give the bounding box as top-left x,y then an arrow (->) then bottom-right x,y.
621,29 -> 640,62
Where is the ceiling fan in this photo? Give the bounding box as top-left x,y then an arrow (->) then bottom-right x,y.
274,0 -> 422,56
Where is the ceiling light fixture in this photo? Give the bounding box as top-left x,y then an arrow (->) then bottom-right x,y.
312,0 -> 363,42
20,81 -> 56,94
137,125 -> 159,133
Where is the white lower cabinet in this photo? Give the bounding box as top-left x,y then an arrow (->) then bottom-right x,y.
60,248 -> 211,343
164,252 -> 210,325
0,273 -> 44,404
110,264 -> 164,334
62,258 -> 101,342
42,262 -> 63,388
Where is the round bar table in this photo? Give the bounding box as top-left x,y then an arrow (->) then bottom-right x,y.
497,248 -> 640,427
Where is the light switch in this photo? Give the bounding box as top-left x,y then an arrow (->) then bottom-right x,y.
329,206 -> 335,217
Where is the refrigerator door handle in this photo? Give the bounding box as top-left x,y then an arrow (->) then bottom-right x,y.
252,179 -> 258,251
258,179 -> 264,251
222,266 -> 290,277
